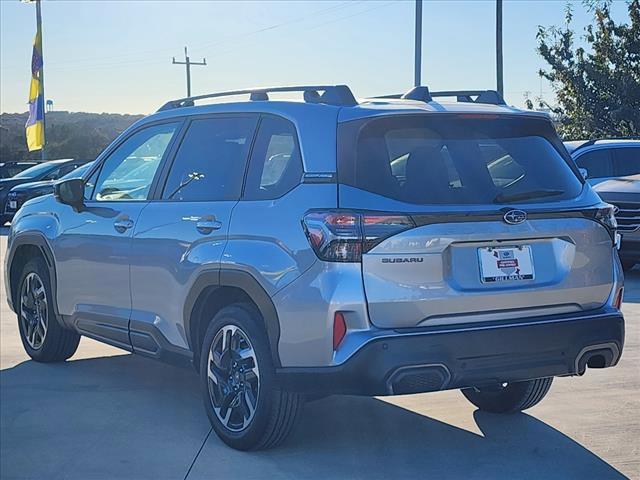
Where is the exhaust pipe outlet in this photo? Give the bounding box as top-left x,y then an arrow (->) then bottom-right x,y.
575,343 -> 620,375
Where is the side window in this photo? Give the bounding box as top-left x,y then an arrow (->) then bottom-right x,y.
244,116 -> 303,200
42,166 -> 63,181
93,122 -> 179,201
56,163 -> 79,178
162,116 -> 257,201
613,147 -> 640,177
574,149 -> 613,179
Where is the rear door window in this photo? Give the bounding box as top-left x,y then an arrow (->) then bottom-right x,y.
338,115 -> 582,205
162,116 -> 257,201
612,147 -> 640,177
574,149 -> 614,179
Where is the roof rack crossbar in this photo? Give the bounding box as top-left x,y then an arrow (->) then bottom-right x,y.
372,88 -> 506,106
157,85 -> 357,111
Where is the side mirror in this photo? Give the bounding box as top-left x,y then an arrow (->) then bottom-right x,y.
54,178 -> 85,210
579,167 -> 589,180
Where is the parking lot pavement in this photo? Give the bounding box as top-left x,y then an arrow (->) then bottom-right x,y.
1,228 -> 638,480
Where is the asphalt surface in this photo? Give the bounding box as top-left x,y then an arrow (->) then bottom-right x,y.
1,226 -> 638,480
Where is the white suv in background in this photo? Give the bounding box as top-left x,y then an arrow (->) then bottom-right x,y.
566,139 -> 640,269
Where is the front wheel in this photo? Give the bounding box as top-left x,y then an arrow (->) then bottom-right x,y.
200,303 -> 303,450
17,257 -> 80,362
461,377 -> 553,413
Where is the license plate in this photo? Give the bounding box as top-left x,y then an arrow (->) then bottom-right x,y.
8,201 -> 16,210
478,245 -> 534,283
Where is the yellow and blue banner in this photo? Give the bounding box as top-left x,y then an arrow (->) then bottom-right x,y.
26,30 -> 44,152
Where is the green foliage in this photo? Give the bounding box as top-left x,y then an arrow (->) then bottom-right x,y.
536,0 -> 640,139
0,111 -> 143,162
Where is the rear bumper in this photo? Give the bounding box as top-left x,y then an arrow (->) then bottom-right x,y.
276,308 -> 624,396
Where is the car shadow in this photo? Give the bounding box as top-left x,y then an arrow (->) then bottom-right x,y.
0,353 -> 626,480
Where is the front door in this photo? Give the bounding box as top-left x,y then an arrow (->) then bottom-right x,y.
129,115 -> 258,354
53,121 -> 181,349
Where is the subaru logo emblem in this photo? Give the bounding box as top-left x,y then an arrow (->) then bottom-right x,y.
503,209 -> 527,225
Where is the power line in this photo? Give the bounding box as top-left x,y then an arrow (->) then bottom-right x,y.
31,1 -> 358,69
4,0 -> 396,82
172,46 -> 206,97
188,1 -> 360,54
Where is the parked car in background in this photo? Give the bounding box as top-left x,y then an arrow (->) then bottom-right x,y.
0,161 -> 38,179
3,162 -> 95,223
0,158 -> 90,225
565,139 -> 640,270
564,139 -> 639,184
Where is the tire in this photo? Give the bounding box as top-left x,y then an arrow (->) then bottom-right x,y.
199,303 -> 303,450
17,257 -> 80,362
461,377 -> 553,413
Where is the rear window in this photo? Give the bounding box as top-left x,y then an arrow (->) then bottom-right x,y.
338,115 -> 583,205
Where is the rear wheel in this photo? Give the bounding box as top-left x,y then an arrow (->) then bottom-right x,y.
461,377 -> 553,413
200,303 -> 303,450
17,257 -> 80,362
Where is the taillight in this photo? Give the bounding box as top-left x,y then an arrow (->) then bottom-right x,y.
302,210 -> 414,262
592,205 -> 618,240
613,287 -> 624,310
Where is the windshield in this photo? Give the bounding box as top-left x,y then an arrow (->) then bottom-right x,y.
338,114 -> 583,205
60,162 -> 93,180
13,162 -> 59,179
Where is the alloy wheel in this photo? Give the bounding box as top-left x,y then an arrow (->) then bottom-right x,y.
20,272 -> 48,350
207,324 -> 260,432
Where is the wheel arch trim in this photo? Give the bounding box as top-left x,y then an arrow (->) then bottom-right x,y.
6,232 -> 59,317
184,268 -> 282,368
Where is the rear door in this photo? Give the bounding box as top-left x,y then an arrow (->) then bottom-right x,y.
337,114 -> 615,329
129,114 -> 258,353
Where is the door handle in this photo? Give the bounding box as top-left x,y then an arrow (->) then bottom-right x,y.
113,218 -> 134,233
192,215 -> 222,234
182,215 -> 222,234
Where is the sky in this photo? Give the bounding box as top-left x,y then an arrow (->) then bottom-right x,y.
0,0 -> 633,114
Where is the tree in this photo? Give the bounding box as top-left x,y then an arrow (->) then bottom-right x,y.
536,0 -> 640,139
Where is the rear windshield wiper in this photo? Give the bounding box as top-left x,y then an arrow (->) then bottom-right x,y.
493,189 -> 565,204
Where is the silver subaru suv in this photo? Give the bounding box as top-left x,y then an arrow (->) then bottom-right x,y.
4,85 -> 625,450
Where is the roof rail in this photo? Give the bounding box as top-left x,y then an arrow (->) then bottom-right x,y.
431,90 -> 506,105
157,85 -> 357,112
572,136 -> 640,152
402,86 -> 432,102
371,87 -> 506,106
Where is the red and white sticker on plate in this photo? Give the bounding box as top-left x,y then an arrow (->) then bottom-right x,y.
478,245 -> 534,283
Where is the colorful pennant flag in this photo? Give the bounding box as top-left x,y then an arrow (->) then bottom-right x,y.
26,30 -> 45,151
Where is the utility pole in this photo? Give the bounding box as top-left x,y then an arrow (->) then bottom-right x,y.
496,0 -> 504,96
172,46 -> 206,98
414,0 -> 423,87
36,0 -> 46,161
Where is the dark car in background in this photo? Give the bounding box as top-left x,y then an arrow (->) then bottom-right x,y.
3,161 -> 94,222
565,139 -> 640,269
0,158 -> 90,225
0,161 -> 38,179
